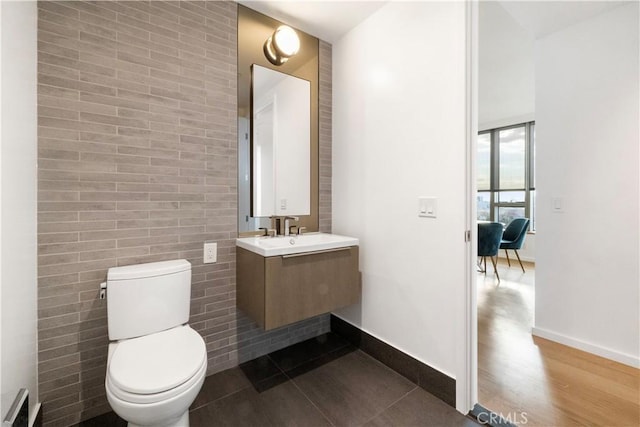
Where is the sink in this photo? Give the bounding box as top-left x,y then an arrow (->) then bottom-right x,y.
236,232 -> 359,257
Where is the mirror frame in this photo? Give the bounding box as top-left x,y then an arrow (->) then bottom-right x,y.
238,5 -> 319,236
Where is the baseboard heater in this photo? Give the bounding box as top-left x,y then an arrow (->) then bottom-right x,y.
3,389 -> 28,427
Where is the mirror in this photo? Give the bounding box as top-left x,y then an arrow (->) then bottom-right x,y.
238,5 -> 319,235
251,65 -> 311,219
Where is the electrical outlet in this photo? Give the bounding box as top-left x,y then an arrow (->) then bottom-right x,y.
204,242 -> 217,263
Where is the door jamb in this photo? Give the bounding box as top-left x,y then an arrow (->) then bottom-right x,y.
457,0 -> 479,414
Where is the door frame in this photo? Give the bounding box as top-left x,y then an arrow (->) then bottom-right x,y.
457,0 -> 479,414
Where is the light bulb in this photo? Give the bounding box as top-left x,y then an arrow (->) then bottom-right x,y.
273,26 -> 300,57
264,25 -> 300,66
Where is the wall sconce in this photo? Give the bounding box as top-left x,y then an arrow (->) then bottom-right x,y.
263,25 -> 300,66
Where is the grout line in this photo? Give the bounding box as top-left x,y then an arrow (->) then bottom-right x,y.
282,344 -> 410,427
265,331 -> 349,372
266,353 -> 286,375
288,375 -> 337,427
359,386 -> 419,426
354,349 -> 416,383
276,344 -> 351,380
189,382 -> 252,412
264,338 -> 353,427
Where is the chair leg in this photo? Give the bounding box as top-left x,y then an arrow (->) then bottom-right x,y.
478,257 -> 486,273
490,256 -> 500,282
504,249 -> 511,267
483,257 -> 487,275
515,250 -> 525,273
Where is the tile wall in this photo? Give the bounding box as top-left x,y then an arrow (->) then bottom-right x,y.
319,40 -> 332,233
36,2 -> 331,425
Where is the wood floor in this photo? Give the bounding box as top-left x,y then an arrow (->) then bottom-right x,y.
477,259 -> 640,427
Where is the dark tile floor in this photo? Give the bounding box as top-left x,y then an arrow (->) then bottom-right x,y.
79,333 -> 478,427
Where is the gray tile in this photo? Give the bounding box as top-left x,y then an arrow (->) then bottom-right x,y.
74,411 -> 125,427
318,40 -> 332,233
269,332 -> 351,372
293,350 -> 416,427
239,355 -> 282,385
284,344 -> 357,379
190,367 -> 251,410
364,388 -> 479,427
331,315 -> 456,407
237,354 -> 290,393
190,381 -> 331,427
37,1 -> 333,424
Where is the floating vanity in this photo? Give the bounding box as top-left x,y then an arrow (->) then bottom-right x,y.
235,8 -> 358,331
236,233 -> 360,330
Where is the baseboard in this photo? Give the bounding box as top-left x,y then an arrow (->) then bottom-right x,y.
330,314 -> 456,407
496,254 -> 535,264
30,403 -> 42,427
532,326 -> 640,368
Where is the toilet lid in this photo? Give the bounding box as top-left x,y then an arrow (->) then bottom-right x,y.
109,325 -> 206,395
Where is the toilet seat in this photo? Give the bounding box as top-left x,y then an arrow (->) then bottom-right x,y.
107,356 -> 206,405
107,325 -> 207,404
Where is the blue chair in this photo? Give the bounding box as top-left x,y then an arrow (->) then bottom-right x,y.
500,218 -> 530,273
478,222 -> 504,281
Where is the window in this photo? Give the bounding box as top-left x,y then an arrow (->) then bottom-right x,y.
477,122 -> 535,230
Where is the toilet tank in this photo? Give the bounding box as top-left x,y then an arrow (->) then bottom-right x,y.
107,259 -> 191,341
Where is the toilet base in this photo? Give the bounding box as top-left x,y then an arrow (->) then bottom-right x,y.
128,411 -> 189,427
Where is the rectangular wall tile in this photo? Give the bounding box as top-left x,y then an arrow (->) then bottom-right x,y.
319,41 -> 332,233
38,2 -> 332,426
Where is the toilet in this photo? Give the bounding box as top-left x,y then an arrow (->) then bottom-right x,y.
104,259 -> 207,427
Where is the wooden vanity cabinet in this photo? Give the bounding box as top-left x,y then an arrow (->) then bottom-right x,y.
236,246 -> 360,330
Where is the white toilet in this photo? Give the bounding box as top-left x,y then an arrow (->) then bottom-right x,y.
104,259 -> 207,427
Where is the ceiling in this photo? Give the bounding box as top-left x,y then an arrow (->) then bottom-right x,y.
499,0 -> 629,39
238,1 -> 629,44
238,1 -> 387,43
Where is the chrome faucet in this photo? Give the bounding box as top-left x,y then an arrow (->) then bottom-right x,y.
269,216 -> 282,236
258,227 -> 277,237
284,216 -> 299,236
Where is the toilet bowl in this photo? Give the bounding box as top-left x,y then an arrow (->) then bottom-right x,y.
104,260 -> 207,427
106,325 -> 206,427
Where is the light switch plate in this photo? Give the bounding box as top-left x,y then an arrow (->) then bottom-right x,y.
418,197 -> 437,218
552,197 -> 564,213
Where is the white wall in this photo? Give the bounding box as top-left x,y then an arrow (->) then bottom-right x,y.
0,0 -> 39,421
479,1 -> 536,263
534,3 -> 639,367
332,0 -> 467,404
478,1 -> 534,130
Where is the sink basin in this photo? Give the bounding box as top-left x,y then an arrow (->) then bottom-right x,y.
236,232 -> 359,257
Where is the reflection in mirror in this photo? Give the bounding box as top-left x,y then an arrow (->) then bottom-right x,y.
249,65 -> 310,225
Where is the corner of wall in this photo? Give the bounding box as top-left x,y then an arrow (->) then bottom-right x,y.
1,0 -> 39,422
